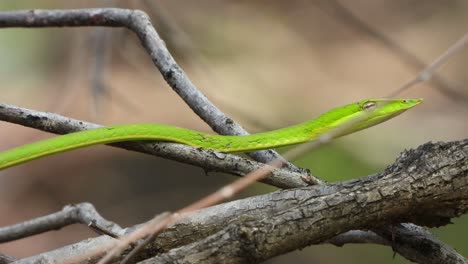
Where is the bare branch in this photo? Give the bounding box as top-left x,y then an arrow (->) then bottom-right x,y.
0,253 -> 16,264
0,8 -> 309,176
389,33 -> 468,98
119,212 -> 171,264
324,0 -> 468,102
326,230 -> 389,247
12,139 -> 467,263
139,139 -> 468,264
376,223 -> 468,264
89,27 -> 112,118
329,223 -> 467,264
0,203 -> 122,243
97,158 -> 289,264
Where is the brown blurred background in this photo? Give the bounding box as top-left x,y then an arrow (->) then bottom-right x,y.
0,0 -> 467,263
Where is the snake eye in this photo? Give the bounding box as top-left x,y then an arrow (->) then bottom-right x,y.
362,101 -> 377,111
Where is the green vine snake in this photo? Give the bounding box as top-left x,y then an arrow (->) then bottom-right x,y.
0,98 -> 422,170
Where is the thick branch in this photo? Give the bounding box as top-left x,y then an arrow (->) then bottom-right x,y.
0,102 -> 312,188
142,139 -> 468,264
0,8 -> 309,176
14,139 -> 468,264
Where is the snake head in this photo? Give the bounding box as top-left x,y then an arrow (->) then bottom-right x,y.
352,98 -> 423,132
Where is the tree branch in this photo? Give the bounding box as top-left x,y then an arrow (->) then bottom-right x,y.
140,139 -> 468,264
323,0 -> 468,102
0,253 -> 15,264
0,8 -> 310,177
376,223 -> 468,264
0,203 -> 122,243
12,139 -> 467,263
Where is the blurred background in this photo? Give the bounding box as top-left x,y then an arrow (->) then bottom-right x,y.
0,0 -> 467,263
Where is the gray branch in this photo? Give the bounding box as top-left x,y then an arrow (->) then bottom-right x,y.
0,203 -> 122,243
0,8 -> 309,177
376,223 -> 467,264
326,230 -> 389,246
0,253 -> 15,264
141,139 -> 468,264
12,139 -> 467,264
324,0 -> 468,103
0,102 -> 313,188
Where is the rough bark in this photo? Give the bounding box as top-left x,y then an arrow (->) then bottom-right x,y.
141,139 -> 468,264
13,139 -> 467,264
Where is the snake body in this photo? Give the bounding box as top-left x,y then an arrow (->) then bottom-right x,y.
0,99 -> 422,170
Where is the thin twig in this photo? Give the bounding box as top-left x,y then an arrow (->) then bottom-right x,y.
389,32 -> 468,97
0,203 -> 122,243
324,0 -> 468,101
98,158 -> 287,264
119,212 -> 171,264
89,27 -> 112,119
89,27 -> 140,118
